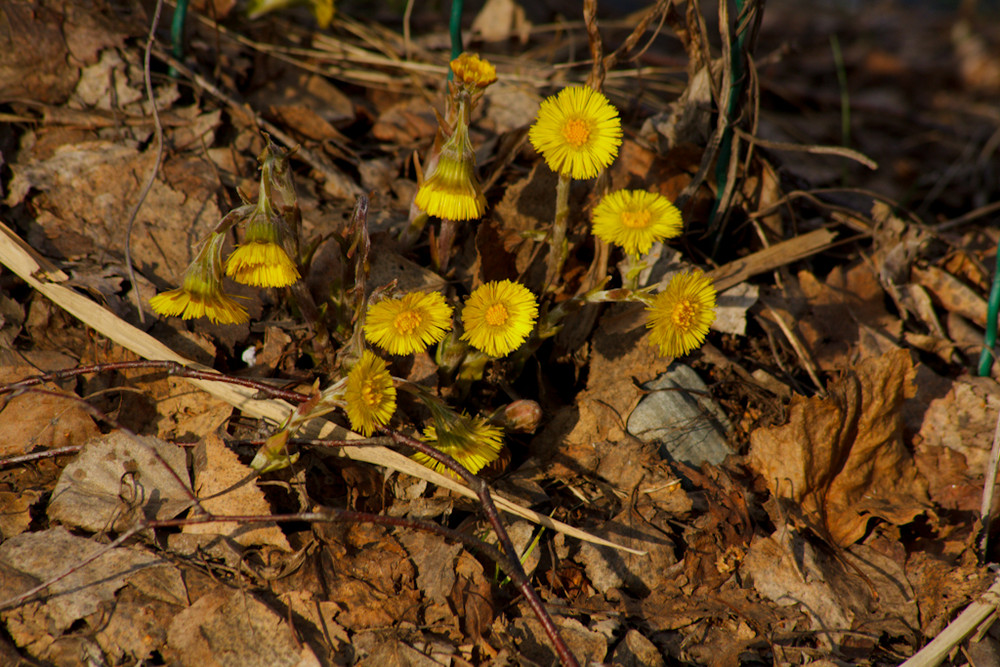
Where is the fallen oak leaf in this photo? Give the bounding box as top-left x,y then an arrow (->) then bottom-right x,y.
747,349 -> 930,546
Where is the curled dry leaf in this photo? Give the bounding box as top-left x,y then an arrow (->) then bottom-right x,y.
747,349 -> 930,546
47,430 -> 192,533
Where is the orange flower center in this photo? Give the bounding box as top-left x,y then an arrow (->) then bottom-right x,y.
620,209 -> 651,229
394,310 -> 423,335
671,299 -> 696,331
562,118 -> 591,147
484,303 -> 509,326
361,380 -> 380,406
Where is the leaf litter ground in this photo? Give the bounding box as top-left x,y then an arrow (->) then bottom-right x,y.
2,0 -> 1000,665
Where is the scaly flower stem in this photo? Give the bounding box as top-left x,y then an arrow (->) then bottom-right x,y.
622,253 -> 646,290
544,172 -> 572,290
434,218 -> 459,272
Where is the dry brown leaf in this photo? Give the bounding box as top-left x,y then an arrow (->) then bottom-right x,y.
370,96 -> 437,144
914,375 -> 1000,476
6,140 -> 222,288
742,529 -> 918,645
0,378 -> 100,459
47,430 -> 193,532
489,162 -> 558,286
315,524 -> 420,631
912,264 -> 988,329
795,263 -> 902,369
573,507 -> 679,597
747,349 -> 930,546
471,0 -> 531,43
0,0 -> 130,105
448,550 -> 493,647
182,433 -> 292,552
0,490 -> 40,539
0,527 -> 187,640
166,588 -> 320,667
533,303 -> 671,477
509,613 -> 607,665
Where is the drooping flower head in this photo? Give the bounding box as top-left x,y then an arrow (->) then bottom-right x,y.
528,86 -> 622,180
592,190 -> 683,256
450,53 -> 497,91
150,232 -> 248,325
363,291 -> 454,355
646,270 -> 717,358
414,119 -> 486,221
344,350 -> 397,436
460,280 -> 538,357
225,185 -> 300,288
411,411 -> 504,479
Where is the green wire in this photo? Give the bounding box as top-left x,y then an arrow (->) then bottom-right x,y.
978,246 -> 1000,376
448,0 -> 464,81
169,0 -> 188,76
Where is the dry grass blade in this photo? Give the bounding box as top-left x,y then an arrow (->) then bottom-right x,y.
734,127 -> 879,170
0,219 -> 641,556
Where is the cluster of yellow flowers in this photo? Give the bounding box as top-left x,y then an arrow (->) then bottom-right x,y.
362,280 -> 538,359
149,143 -> 300,325
346,279 -> 537,474
147,52 -> 721,480
525,83 -> 718,358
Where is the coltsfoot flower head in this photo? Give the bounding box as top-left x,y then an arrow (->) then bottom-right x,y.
592,190 -> 683,256
528,86 -> 622,180
414,120 -> 486,221
150,232 -> 248,325
344,350 -> 397,436
411,412 -> 504,478
460,280 -> 538,357
225,204 -> 300,288
450,53 -> 497,90
364,291 -> 454,355
646,270 -> 717,357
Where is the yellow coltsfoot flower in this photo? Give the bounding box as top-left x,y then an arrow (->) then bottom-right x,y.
226,240 -> 300,288
646,270 -> 717,358
528,86 -> 622,180
450,53 -> 497,90
364,291 -> 454,355
150,232 -> 248,325
414,120 -> 486,221
225,204 -> 300,288
592,190 -> 683,256
411,412 -> 504,478
344,350 -> 397,436
460,280 -> 538,357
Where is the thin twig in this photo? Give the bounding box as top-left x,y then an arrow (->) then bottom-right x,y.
733,127 -> 878,170
124,0 -> 168,324
0,446 -> 83,469
0,360 -> 308,405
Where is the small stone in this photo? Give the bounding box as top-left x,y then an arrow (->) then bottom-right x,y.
627,363 -> 732,466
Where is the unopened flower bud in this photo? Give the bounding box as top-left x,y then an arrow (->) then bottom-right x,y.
502,399 -> 542,433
